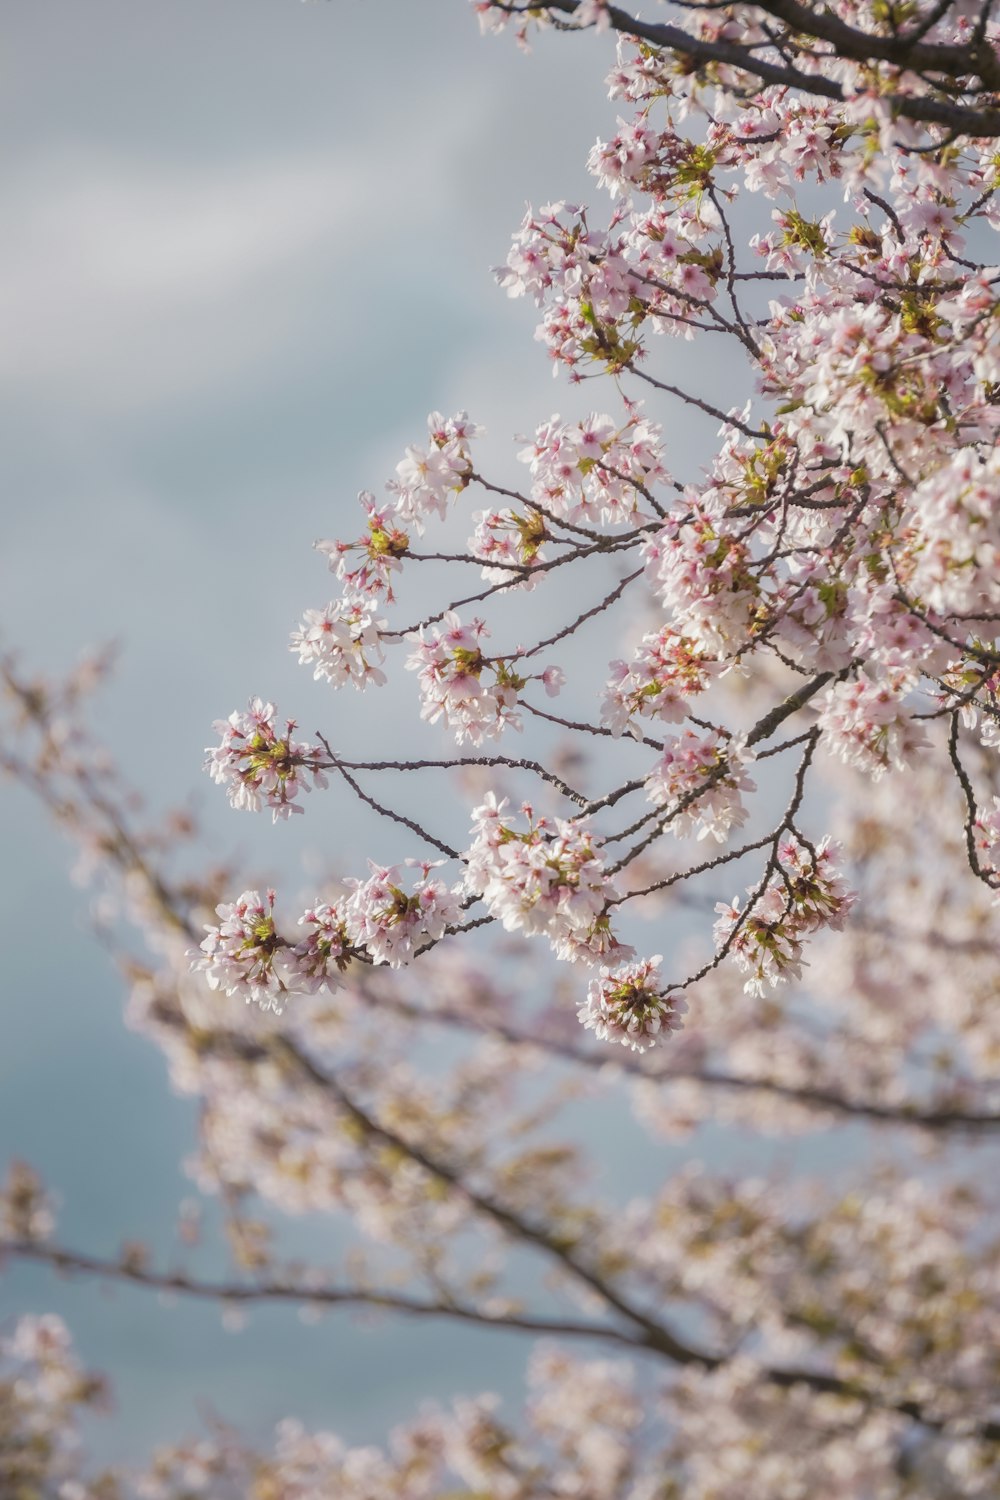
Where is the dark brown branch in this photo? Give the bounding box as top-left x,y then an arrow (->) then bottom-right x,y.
518,567 -> 643,660
509,0 -> 1000,136
327,751 -> 589,809
948,712 -> 1000,889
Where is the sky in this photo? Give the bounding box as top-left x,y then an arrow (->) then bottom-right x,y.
0,0 -> 769,1468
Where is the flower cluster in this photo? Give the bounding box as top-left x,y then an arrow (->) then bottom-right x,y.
971,796 -> 1000,885
601,624 -> 718,737
205,699 -> 328,821
464,796 -> 628,965
518,409 -> 667,525
288,413 -> 482,709
468,505 -> 549,586
906,449 -> 1000,617
645,730 -> 755,843
818,675 -> 927,780
406,612 -> 516,744
406,612 -> 562,745
194,865 -> 466,1007
341,860 -> 463,967
644,504 -> 760,656
195,888 -> 298,1010
290,596 -> 388,690
578,954 -> 687,1052
295,900 -> 353,992
387,410 -> 482,530
587,116 -> 661,198
715,837 -> 856,996
496,192 -> 725,375
315,493 -> 409,601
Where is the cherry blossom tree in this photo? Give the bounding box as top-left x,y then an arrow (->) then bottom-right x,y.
4,0 -> 1000,1492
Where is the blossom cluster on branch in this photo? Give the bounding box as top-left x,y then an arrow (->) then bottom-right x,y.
192,0 -> 1000,1063
5,0 -> 1000,1492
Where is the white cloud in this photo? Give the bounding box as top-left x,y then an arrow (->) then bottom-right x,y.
0,69 -> 513,418
2,152 -> 362,404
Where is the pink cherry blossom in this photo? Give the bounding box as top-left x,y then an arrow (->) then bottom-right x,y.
195,889 -> 297,1010
715,837 -> 856,996
646,730 -> 756,842
578,954 -> 687,1051
386,410 -> 482,531
315,492 -> 410,601
290,596 -> 388,690
343,860 -> 463,967
205,699 -> 328,821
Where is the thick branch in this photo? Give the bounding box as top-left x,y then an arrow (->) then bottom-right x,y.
520,1 -> 1000,136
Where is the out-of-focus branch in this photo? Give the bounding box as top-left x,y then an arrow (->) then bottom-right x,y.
0,1238 -> 644,1349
